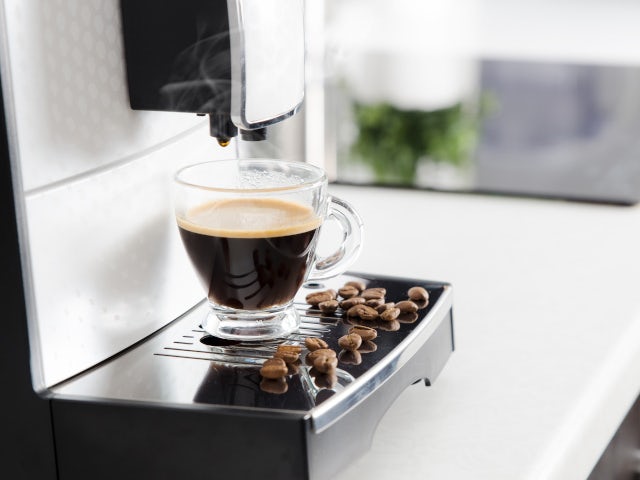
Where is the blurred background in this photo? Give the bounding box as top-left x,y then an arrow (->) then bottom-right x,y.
299,0 -> 640,205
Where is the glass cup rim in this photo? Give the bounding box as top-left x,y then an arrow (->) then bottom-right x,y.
174,158 -> 327,194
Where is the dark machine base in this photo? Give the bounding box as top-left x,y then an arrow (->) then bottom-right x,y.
50,273 -> 454,480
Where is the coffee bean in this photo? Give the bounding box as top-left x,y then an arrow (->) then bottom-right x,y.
396,300 -> 419,313
376,302 -> 396,314
361,287 -> 386,300
338,285 -> 359,299
318,299 -> 339,314
346,304 -> 379,320
305,337 -> 328,351
338,333 -> 362,351
348,325 -> 377,341
344,280 -> 366,292
277,344 -> 302,355
286,359 -> 301,375
398,312 -> 419,324
340,297 -> 365,309
307,348 -> 336,360
365,298 -> 385,308
305,348 -> 336,365
260,377 -> 288,394
408,286 -> 429,302
413,299 -> 429,309
260,357 -> 288,379
313,354 -> 338,373
380,307 -> 401,322
338,349 -> 362,365
306,290 -> 335,306
273,349 -> 300,364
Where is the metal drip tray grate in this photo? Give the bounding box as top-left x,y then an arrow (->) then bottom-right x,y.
155,311 -> 331,365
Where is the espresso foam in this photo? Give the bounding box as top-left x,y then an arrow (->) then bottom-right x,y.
177,198 -> 322,238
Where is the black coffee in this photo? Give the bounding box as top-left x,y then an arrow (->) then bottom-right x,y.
177,198 -> 321,310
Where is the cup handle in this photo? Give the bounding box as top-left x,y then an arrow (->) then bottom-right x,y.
308,196 -> 364,281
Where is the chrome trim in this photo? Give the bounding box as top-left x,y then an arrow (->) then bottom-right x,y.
310,284 -> 453,433
0,1 -> 47,393
227,0 -> 305,130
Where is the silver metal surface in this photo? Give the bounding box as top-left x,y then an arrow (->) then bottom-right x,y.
227,0 -> 305,130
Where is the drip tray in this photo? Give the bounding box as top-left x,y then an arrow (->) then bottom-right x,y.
50,273 -> 454,480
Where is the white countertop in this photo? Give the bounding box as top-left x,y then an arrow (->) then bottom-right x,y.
328,184 -> 640,480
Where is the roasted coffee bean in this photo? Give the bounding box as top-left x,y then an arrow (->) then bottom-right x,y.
260,377 -> 288,394
361,287 -> 386,300
344,280 -> 366,292
380,307 -> 401,322
313,354 -> 338,373
413,299 -> 429,309
338,333 -> 362,351
348,325 -> 378,341
376,302 -> 396,314
398,312 -> 419,324
277,344 -> 302,355
260,357 -> 288,379
274,349 -> 300,364
318,299 -> 339,314
358,340 -> 378,353
396,300 -> 419,313
314,372 -> 337,389
306,290 -> 335,306
365,298 -> 385,308
306,348 -> 337,364
305,337 -> 329,351
408,286 -> 429,302
340,297 -> 365,309
307,348 -> 336,360
286,359 -> 301,375
338,349 -> 362,365
346,304 -> 379,320
338,285 -> 359,299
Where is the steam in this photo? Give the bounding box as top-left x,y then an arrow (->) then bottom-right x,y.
159,25 -> 233,113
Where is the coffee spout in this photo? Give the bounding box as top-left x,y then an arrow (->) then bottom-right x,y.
240,128 -> 267,142
209,113 -> 237,147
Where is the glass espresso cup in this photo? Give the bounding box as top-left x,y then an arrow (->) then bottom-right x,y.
174,159 -> 363,341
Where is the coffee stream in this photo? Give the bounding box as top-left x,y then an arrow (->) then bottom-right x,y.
178,198 -> 321,310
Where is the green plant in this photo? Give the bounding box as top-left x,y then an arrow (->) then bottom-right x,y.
349,101 -> 480,184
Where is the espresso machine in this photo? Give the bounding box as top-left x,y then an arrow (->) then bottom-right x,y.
0,1 -> 454,478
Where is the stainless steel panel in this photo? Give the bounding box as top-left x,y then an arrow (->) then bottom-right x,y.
2,0 -> 206,191
25,129 -> 218,387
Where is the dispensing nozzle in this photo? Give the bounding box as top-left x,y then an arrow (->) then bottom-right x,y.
208,115 -> 268,146
209,113 -> 238,147
240,128 -> 267,142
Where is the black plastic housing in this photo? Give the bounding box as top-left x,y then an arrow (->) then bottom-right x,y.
119,0 -> 237,139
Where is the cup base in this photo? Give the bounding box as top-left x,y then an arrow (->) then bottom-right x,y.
202,305 -> 300,341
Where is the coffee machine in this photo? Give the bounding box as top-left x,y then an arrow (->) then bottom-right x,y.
120,0 -> 304,145
0,1 -> 453,479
